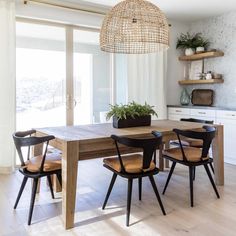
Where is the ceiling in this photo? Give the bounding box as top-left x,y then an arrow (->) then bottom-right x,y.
64,0 -> 236,21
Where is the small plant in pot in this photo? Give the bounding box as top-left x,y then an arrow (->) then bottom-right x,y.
176,32 -> 210,56
106,102 -> 158,128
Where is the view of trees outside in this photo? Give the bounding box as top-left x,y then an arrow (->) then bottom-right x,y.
16,48 -> 66,130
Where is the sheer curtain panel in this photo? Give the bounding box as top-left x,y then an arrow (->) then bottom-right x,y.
0,0 -> 16,173
127,53 -> 167,119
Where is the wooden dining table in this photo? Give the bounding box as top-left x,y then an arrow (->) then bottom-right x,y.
35,120 -> 224,229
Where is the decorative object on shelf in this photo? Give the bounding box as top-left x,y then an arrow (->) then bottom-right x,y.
106,101 -> 158,128
212,73 -> 223,79
206,71 -> 213,80
189,60 -> 203,80
191,89 -> 214,106
176,32 -> 210,56
180,88 -> 190,106
196,47 -> 205,53
185,48 -> 195,56
100,0 -> 169,54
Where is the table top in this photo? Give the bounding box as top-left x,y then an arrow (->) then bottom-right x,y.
36,119 -> 212,142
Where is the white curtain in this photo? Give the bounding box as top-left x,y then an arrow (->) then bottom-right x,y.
0,0 -> 16,173
127,52 -> 167,119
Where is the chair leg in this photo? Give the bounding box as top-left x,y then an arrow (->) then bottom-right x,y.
28,178 -> 39,225
189,166 -> 194,207
149,175 -> 166,215
126,178 -> 133,227
163,161 -> 176,195
47,175 -> 55,199
14,176 -> 28,209
102,173 -> 117,210
138,177 -> 142,201
56,172 -> 62,187
209,162 -> 215,174
204,164 -> 220,198
193,166 -> 196,181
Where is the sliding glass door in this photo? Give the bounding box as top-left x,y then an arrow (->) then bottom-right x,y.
16,22 -> 66,130
73,29 -> 112,125
16,21 -> 113,130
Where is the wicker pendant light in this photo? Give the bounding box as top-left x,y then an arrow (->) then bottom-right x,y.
100,0 -> 169,54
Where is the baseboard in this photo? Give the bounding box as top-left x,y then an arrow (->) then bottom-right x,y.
0,166 -> 14,174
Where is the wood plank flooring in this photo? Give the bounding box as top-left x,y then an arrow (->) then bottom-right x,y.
0,159 -> 236,236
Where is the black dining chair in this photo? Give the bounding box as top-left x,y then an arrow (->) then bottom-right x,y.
102,132 -> 166,226
13,130 -> 62,225
171,118 -> 215,179
154,126 -> 220,207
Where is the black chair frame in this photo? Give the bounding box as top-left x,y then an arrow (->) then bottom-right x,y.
13,130 -> 62,225
158,126 -> 220,207
173,118 -> 215,178
102,132 -> 166,226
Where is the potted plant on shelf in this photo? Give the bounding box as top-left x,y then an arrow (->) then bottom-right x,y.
176,32 -> 210,56
106,102 -> 158,128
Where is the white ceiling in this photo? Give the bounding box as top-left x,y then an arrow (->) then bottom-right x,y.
65,0 -> 236,21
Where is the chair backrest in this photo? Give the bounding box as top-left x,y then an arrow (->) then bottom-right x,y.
111,132 -> 162,172
173,126 -> 216,161
13,130 -> 55,172
180,118 -> 213,124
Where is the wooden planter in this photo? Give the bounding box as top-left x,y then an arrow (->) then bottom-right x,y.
113,115 -> 151,128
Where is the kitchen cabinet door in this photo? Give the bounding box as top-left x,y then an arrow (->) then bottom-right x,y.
216,111 -> 236,164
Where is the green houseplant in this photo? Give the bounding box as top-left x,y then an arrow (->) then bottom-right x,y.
106,102 -> 158,128
176,32 -> 210,55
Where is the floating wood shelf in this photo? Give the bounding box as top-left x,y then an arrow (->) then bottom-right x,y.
179,51 -> 224,61
178,79 -> 224,85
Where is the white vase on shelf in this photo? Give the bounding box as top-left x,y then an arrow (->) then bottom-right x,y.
185,48 -> 195,56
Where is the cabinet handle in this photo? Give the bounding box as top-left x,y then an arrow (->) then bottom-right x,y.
175,110 -> 182,113
198,112 -> 206,115
226,114 -> 236,117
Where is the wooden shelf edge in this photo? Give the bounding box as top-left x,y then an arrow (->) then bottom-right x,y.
179,51 -> 224,61
178,79 -> 224,85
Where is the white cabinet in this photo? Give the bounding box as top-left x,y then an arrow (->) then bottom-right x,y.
190,109 -> 216,123
216,110 -> 236,164
168,107 -> 191,121
168,106 -> 236,165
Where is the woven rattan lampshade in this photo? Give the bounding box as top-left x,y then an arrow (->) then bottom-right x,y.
100,0 -> 169,54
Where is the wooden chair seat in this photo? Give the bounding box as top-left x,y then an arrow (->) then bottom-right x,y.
25,152 -> 61,172
171,138 -> 203,147
103,154 -> 156,173
163,147 -> 209,162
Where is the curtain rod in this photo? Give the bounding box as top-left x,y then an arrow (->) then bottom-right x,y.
23,0 -> 107,16
23,0 -> 171,27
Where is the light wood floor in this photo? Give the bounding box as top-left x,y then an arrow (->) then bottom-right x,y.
1,159 -> 236,236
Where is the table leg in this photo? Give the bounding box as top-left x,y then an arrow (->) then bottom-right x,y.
212,125 -> 224,185
62,141 -> 78,229
158,143 -> 164,171
165,141 -> 170,168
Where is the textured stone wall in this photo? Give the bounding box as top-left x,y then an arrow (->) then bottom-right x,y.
187,11 -> 236,108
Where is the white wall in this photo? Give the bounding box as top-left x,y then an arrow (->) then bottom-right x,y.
188,11 -> 236,108
166,20 -> 190,105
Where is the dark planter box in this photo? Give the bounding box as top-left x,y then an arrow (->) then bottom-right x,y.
113,115 -> 151,128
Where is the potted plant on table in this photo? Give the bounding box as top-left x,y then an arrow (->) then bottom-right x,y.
106,102 -> 158,128
176,32 -> 210,56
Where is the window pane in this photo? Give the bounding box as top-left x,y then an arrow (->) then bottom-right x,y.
16,22 -> 66,130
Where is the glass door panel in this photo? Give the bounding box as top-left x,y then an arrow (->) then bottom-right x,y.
16,22 -> 66,130
73,29 -> 112,125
